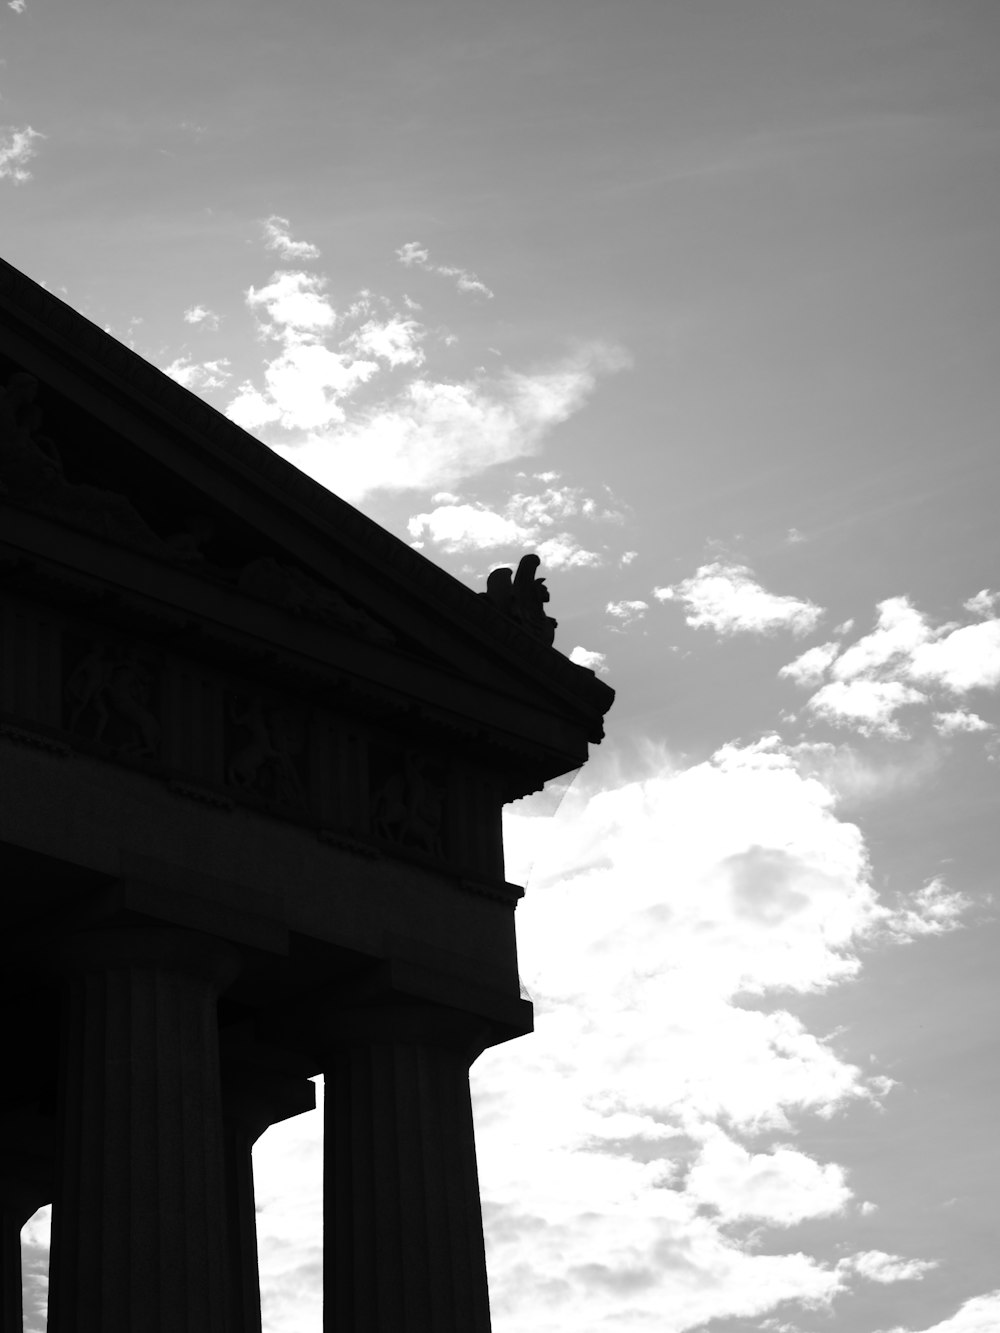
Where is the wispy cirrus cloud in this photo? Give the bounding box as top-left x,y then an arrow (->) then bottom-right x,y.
262,215 -> 321,261
275,342 -> 629,503
837,1250 -> 938,1285
193,235 -> 629,503
655,562 -> 824,637
0,125 -> 43,182
606,598 -> 648,629
396,240 -> 495,298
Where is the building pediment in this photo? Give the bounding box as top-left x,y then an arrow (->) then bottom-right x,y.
0,258 -> 612,791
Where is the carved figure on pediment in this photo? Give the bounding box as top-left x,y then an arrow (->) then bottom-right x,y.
237,556 -> 394,644
371,751 -> 445,858
0,372 -> 67,501
164,514 -> 216,561
227,695 -> 305,805
0,372 -> 185,561
65,642 -> 160,758
480,553 -> 558,646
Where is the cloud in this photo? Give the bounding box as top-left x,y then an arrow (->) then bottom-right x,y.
344,316 -> 425,368
262,215 -> 321,261
606,599 -> 648,629
183,304 -> 220,330
964,589 -> 998,617
781,596 -> 1000,738
569,646 -> 608,673
806,679 -> 927,739
8,0 -> 26,12
407,482 -> 619,569
878,876 -> 971,942
780,641 -> 842,687
0,125 -> 44,183
874,1289 -> 1000,1333
409,502 -> 525,551
161,356 -> 231,392
934,709 -> 991,735
469,733 -> 966,1329
655,563 -> 824,637
685,1130 -> 851,1225
245,270 -> 337,338
840,1249 -> 937,1284
271,342 -> 629,503
396,239 -> 495,298
787,740 -> 942,804
908,619 -> 1000,693
225,271 -> 383,432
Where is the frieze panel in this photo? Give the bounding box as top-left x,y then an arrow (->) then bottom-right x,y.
224,690 -> 309,810
62,634 -> 162,760
0,591 -> 512,886
369,743 -> 448,861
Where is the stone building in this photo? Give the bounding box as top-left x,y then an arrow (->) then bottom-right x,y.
0,256 -> 613,1332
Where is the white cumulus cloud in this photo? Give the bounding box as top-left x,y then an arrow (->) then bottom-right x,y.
656,562 -> 824,637
874,1289 -> 1000,1333
685,1131 -> 851,1225
806,679 -> 927,739
569,646 -> 608,673
784,595 -> 1000,739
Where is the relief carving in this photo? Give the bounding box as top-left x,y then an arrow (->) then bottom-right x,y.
0,372 -> 186,562
65,640 -> 161,758
371,751 -> 446,859
226,693 -> 306,806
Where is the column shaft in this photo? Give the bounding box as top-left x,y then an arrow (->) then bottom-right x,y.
323,1014 -> 492,1333
223,1118 -> 262,1333
47,930 -> 236,1333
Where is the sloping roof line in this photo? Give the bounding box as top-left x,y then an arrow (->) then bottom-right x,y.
0,257 -> 613,726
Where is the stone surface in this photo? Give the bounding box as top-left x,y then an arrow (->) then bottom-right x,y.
46,928 -> 239,1333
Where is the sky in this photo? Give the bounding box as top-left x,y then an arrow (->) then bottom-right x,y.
4,1 -> 1000,1329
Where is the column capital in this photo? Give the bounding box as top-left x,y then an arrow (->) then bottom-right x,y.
45,925 -> 242,992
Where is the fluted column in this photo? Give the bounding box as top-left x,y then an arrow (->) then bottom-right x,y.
221,1066 -> 316,1333
47,927 -> 240,1333
322,1002 -> 493,1333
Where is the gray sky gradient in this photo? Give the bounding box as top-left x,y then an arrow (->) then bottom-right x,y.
5,3 -> 1000,1330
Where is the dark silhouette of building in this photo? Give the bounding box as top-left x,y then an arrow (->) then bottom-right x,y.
0,256 -> 613,1332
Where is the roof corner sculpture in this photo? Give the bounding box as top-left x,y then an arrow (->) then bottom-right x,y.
480,553 -> 558,647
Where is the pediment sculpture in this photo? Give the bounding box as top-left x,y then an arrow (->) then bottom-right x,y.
0,371 -> 188,561
480,553 -> 558,646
